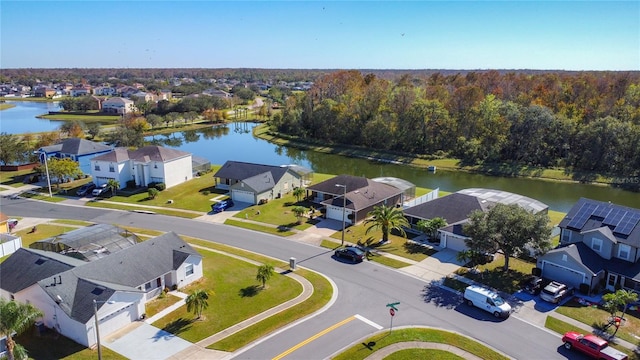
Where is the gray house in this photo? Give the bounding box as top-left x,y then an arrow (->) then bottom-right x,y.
537,198 -> 640,294
213,161 -> 311,204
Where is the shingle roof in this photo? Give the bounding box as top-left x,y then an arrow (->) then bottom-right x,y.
404,193 -> 491,224
91,146 -> 190,163
241,172 -> 276,193
39,139 -> 112,156
545,242 -> 640,281
321,180 -> 402,211
213,161 -> 290,183
306,175 -> 370,196
91,147 -> 130,162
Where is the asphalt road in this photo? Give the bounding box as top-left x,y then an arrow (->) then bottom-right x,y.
2,199 -> 587,360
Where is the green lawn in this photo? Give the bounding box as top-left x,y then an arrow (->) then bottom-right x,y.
332,328 -> 509,360
85,200 -> 201,218
456,254 -> 535,293
0,103 -> 16,110
0,168 -> 36,187
384,349 -> 465,360
545,316 -> 635,357
319,239 -> 413,268
38,113 -> 121,122
233,193 -> 318,231
15,330 -> 125,360
152,249 -> 302,343
224,219 -> 296,236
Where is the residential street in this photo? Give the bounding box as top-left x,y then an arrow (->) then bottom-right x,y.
2,198 -> 590,359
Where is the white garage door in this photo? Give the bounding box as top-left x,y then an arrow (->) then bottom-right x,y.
232,190 -> 255,204
542,262 -> 585,288
445,234 -> 468,252
98,303 -> 138,337
326,205 -> 343,221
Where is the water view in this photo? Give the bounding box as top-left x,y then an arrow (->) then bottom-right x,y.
3,101 -> 640,213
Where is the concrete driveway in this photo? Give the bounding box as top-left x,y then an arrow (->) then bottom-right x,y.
103,323 -> 193,360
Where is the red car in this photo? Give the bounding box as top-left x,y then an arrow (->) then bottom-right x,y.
562,331 -> 628,360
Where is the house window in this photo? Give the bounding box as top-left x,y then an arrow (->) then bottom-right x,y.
109,164 -> 115,172
144,282 -> 151,291
592,238 -> 603,252
94,165 -> 101,171
186,264 -> 194,276
619,244 -> 631,260
154,163 -> 158,169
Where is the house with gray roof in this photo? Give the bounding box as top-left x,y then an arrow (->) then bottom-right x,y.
38,138 -> 113,175
0,230 -> 202,348
213,161 -> 310,204
404,188 -> 548,252
306,175 -> 404,225
91,145 -> 192,189
537,198 -> 640,294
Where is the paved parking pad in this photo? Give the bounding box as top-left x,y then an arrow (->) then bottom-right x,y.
104,323 -> 192,360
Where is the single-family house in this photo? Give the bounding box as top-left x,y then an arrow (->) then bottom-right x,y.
34,86 -> 57,98
131,91 -> 154,102
404,188 -> 548,251
537,198 -> 640,294
203,88 -> 232,98
70,84 -> 92,97
213,161 -> 310,204
101,97 -> 134,115
91,146 -> 192,189
0,228 -> 202,348
306,175 -> 404,225
93,86 -> 117,96
117,86 -> 139,98
38,138 -> 113,176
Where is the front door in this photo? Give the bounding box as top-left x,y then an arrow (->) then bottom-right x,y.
607,273 -> 618,291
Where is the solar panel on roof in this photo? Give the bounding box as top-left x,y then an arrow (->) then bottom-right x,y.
592,205 -> 611,219
604,209 -> 627,227
567,203 -> 598,229
615,212 -> 640,236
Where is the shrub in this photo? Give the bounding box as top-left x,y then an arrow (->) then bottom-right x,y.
148,188 -> 159,199
155,183 -> 166,191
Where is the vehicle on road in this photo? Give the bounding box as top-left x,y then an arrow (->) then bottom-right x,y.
212,199 -> 234,212
521,275 -> 544,295
334,246 -> 365,263
76,183 -> 96,196
562,331 -> 628,360
463,285 -> 511,318
91,183 -> 109,196
540,281 -> 574,304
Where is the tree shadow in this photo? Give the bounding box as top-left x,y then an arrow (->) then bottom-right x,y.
239,285 -> 262,297
403,242 -> 436,256
161,317 -> 194,335
420,281 -> 462,309
277,225 -> 293,232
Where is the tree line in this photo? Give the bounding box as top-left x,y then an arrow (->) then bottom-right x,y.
270,70 -> 640,190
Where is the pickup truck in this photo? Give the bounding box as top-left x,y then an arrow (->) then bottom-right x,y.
562,331 -> 628,360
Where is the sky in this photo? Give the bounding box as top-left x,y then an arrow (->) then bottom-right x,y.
1,1 -> 638,71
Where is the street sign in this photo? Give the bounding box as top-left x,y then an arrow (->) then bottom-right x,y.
389,308 -> 395,316
386,302 -> 400,311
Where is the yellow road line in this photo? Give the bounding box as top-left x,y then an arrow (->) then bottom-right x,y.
272,316 -> 356,360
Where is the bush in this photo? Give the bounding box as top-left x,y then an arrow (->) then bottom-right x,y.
148,182 -> 166,191
148,188 -> 159,199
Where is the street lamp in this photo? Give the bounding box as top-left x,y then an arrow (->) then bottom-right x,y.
36,150 -> 52,197
335,184 -> 347,246
93,299 -> 114,360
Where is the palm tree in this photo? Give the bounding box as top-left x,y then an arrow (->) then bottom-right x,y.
292,187 -> 305,202
292,206 -> 307,224
185,289 -> 210,320
364,205 -> 409,243
107,178 -> 120,197
256,264 -> 275,289
0,298 -> 43,360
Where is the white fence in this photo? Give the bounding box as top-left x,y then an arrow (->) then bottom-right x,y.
403,188 -> 439,208
0,233 -> 22,257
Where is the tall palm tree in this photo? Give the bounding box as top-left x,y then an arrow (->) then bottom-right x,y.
292,187 -> 305,202
0,298 -> 43,360
256,264 -> 275,289
364,204 -> 409,243
185,289 -> 210,320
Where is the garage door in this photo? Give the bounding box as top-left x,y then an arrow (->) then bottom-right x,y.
98,303 -> 139,337
444,234 -> 468,252
326,205 -> 343,222
542,262 -> 585,288
232,190 -> 255,204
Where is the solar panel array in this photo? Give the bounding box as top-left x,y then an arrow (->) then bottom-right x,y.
566,201 -> 640,236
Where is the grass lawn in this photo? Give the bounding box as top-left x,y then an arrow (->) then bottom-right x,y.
144,293 -> 183,317
224,219 -> 296,236
0,168 -> 36,187
152,249 -> 302,343
332,328 -> 509,360
545,316 -> 635,357
456,254 -> 535,293
319,239 -> 413,268
233,194 -> 318,231
85,200 -> 201,218
442,276 -> 469,293
38,113 -> 121,122
384,349 -> 465,360
0,103 -> 16,110
13,223 -> 79,248
14,329 -> 126,360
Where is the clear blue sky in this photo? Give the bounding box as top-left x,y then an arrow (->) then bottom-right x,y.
1,1 -> 638,70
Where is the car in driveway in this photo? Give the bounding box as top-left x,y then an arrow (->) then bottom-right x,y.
562,331 -> 628,359
91,183 -> 110,197
212,199 -> 234,212
334,246 -> 365,263
540,281 -> 574,303
521,275 -> 544,295
76,183 -> 96,196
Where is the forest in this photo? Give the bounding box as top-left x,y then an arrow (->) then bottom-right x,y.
270,70 -> 640,190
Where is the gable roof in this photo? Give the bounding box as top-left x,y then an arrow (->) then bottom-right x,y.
404,193 -> 491,224
559,198 -> 640,247
91,146 -> 190,163
40,138 -> 112,156
91,147 -> 130,162
320,178 -> 403,211
306,174 -> 370,196
0,248 -> 84,293
214,161 -> 291,183
239,171 -> 276,193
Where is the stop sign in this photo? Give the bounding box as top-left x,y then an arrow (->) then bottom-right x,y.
389,308 -> 395,316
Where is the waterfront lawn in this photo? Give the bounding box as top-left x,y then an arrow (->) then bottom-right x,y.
0,169 -> 36,187
233,193 -> 317,231
38,113 -> 121,122
152,249 -> 302,343
333,328 -> 509,360
0,103 -> 16,110
456,254 -> 535,294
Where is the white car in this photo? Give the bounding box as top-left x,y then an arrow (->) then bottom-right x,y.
91,183 -> 109,196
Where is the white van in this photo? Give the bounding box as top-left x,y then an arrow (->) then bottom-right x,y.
463,285 -> 511,318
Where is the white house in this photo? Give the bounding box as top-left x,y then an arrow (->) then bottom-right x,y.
0,230 -> 203,348
101,97 -> 135,115
91,146 -> 193,189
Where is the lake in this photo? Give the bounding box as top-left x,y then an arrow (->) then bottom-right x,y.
4,101 -> 640,213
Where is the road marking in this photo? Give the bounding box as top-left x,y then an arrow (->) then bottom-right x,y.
354,314 -> 383,330
272,316 -> 356,360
